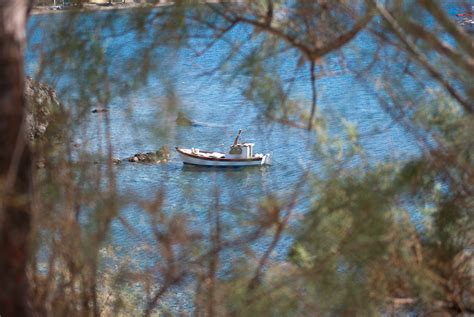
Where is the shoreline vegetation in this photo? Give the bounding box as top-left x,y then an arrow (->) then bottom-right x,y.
31,0 -> 226,15
31,2 -> 173,15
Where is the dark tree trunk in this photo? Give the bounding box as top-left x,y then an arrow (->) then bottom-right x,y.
0,0 -> 32,316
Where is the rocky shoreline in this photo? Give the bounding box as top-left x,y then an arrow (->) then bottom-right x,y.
31,0 -> 228,16
25,76 -> 62,141
25,77 -> 173,168
31,2 -> 169,16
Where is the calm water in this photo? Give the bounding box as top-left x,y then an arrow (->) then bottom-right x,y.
25,2 -> 466,310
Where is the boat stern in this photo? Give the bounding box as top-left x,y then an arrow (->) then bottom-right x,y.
261,153 -> 272,165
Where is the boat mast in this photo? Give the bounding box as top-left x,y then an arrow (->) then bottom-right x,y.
233,129 -> 242,146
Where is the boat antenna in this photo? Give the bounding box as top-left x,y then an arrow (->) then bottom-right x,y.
233,129 -> 242,146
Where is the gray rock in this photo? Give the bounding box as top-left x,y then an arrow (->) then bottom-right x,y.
127,146 -> 170,163
155,145 -> 170,160
24,77 -> 62,141
176,111 -> 194,126
91,108 -> 108,113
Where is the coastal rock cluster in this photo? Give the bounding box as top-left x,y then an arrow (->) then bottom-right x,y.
126,146 -> 170,163
24,76 -> 61,140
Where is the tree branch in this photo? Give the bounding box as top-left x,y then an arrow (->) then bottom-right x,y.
372,0 -> 473,114
308,60 -> 317,130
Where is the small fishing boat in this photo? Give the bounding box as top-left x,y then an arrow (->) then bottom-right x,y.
176,130 -> 272,167
455,7 -> 474,32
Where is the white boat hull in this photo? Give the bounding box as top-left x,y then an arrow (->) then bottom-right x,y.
176,147 -> 271,167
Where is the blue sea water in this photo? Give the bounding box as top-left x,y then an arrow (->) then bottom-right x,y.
25,1 -> 468,311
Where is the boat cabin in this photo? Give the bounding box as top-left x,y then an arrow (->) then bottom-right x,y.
226,129 -> 256,159
227,143 -> 255,159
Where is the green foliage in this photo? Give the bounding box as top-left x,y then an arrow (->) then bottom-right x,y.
21,0 -> 474,315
